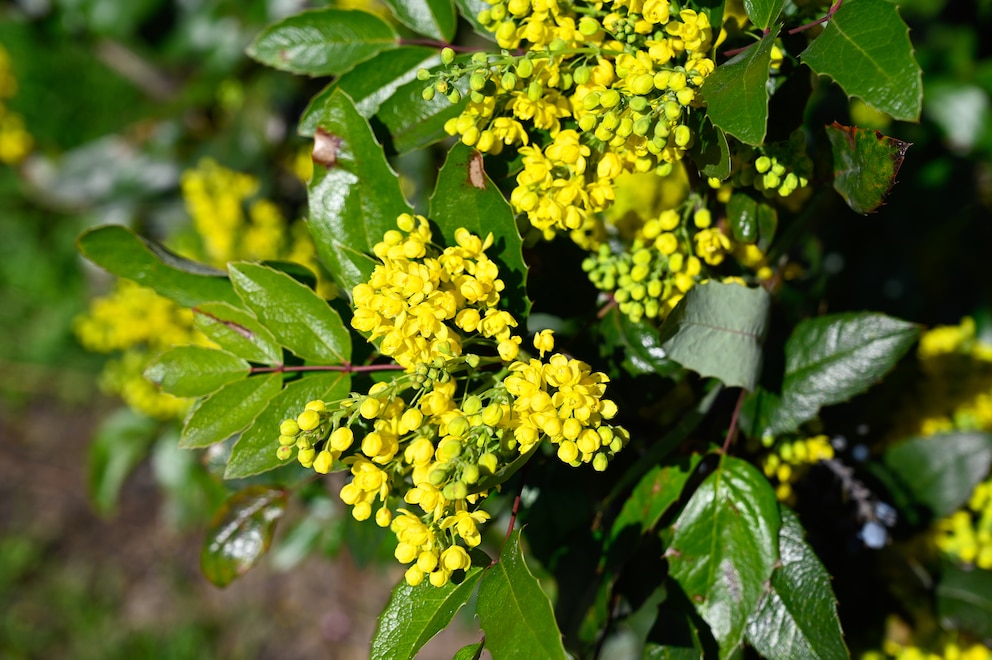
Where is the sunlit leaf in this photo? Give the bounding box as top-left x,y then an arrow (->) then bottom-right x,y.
201,486 -> 288,587
144,346 -> 250,397
825,122 -> 912,214
194,302 -> 282,366
179,374 -> 284,449
383,0 -> 457,41
701,30 -> 778,145
377,66 -> 469,153
744,0 -> 784,29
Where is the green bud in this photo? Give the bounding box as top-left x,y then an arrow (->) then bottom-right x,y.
441,47 -> 455,65
578,16 -> 600,36
429,468 -> 449,486
470,73 -> 487,91
633,117 -> 652,136
527,81 -> 543,102
416,68 -> 431,81
447,89 -> 462,104
436,79 -> 449,94
422,86 -> 436,101
443,481 -> 468,501
600,89 -> 621,108
471,51 -> 489,64
549,38 -> 567,52
515,58 -> 533,78
573,65 -> 591,85
462,464 -> 480,485
478,8 -> 492,24
463,395 -> 483,416
628,96 -> 649,112
501,71 -> 517,90
465,354 -> 481,368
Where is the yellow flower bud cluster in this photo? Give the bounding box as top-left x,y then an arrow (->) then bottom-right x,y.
351,214 -> 523,369
0,45 -> 32,165
864,636 -> 992,660
756,434 -> 835,503
935,478 -> 992,569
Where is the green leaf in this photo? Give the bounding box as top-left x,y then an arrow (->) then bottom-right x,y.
307,89 -> 413,296
744,0 -> 784,29
371,569 -> 484,659
429,142 -> 530,319
246,8 -> 397,77
658,282 -> 771,390
452,641 -> 485,660
383,0 -> 457,41
478,530 -> 568,660
298,47 -> 439,135
667,455 -> 781,658
194,302 -> 282,366
453,0 -> 493,37
728,192 -> 759,244
144,346 -> 250,397
377,70 -> 469,153
87,408 -> 158,516
701,29 -> 778,145
229,262 -> 351,365
689,116 -> 732,181
599,308 -> 681,377
800,0 -> 922,122
200,486 -> 288,588
825,122 -> 912,214
754,312 -> 919,437
225,372 -> 351,479
77,225 -> 239,308
745,507 -> 848,659
937,563 -> 992,638
883,432 -> 992,518
179,374 -> 284,449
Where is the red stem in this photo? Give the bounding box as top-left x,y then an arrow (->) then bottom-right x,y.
492,463 -> 530,566
721,388 -> 747,454
789,0 -> 843,34
250,363 -> 406,375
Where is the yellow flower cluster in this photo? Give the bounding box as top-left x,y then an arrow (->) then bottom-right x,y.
757,434 -> 834,503
862,637 -> 991,660
0,45 -> 33,165
935,479 -> 992,569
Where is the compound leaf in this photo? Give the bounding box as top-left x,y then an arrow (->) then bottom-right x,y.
144,346 -> 250,397
378,65 -> 469,153
383,0 -> 457,41
193,302 -> 282,366
180,373 -> 284,449
701,30 -> 778,145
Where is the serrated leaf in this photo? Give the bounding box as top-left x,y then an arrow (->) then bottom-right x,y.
937,563 -> 992,638
689,116 -> 732,181
180,374 -> 284,449
745,507 -> 847,659
383,0 -> 457,41
306,90 -> 413,296
87,408 -> 159,516
225,372 -> 351,478
378,69 -> 469,153
371,569 -> 484,659
194,302 -> 282,365
478,530 -> 568,660
144,346 -> 250,397
668,455 -> 781,658
753,312 -> 919,437
883,432 -> 992,518
229,262 -> 351,365
800,0 -> 922,122
701,30 -> 778,145
744,0 -> 784,29
77,225 -> 239,308
825,122 -> 912,214
246,8 -> 397,77
453,641 -> 485,660
299,47 -> 439,135
201,486 -> 288,587
429,143 -> 530,319
658,282 -> 771,390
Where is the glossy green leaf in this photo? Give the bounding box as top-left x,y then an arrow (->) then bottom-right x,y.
77,225 -> 239,308
689,116 -> 732,181
668,455 -> 780,658
371,569 -> 484,659
229,262 -> 351,365
246,8 -> 397,77
744,0 -> 784,29
883,432 -> 992,518
644,644 -> 705,660
194,302 -> 282,366
825,122 -> 912,214
307,89 -> 413,296
728,192 -> 759,244
745,507 -> 847,659
179,373 -> 284,449
800,0 -> 922,122
430,142 -> 530,319
298,47 -> 439,135
937,563 -> 992,638
753,312 -> 919,437
658,282 -> 770,390
383,0 -> 457,41
144,346 -> 250,397
478,530 -> 568,660
200,486 -> 288,587
599,307 -> 682,377
756,201 -> 778,252
452,641 -> 485,660
378,69 -> 469,153
701,30 -> 778,145
87,408 -> 158,516
225,372 -> 351,479
453,0 -> 493,37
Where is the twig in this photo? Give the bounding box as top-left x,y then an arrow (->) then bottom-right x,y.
250,363 -> 406,375
721,388 -> 747,454
789,0 -> 844,34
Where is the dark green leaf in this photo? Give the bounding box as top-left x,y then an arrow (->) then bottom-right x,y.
299,47 -> 439,135
378,70 -> 469,153
180,374 -> 284,449
701,30 -> 778,145
429,142 -> 530,319
87,408 -> 158,516
756,201 -> 778,252
937,563 -> 992,638
307,90 -> 413,296
644,644 -> 705,660
383,0 -> 457,41
200,486 -> 288,587
800,0 -> 922,122
194,302 -> 282,366
658,282 -> 770,390
825,122 -> 912,214
246,8 -> 397,77
229,262 -> 351,365
452,641 -> 485,660
599,308 -> 681,377
225,372 -> 351,479
77,225 -> 239,307
609,453 -> 702,549
728,192 -> 759,244
884,432 -> 992,518
689,116 -> 732,181
371,569 -> 484,660
744,0 -> 784,29
668,455 -> 780,657
746,507 -> 847,659
144,346 -> 250,397
453,0 -> 493,37
478,530 -> 568,660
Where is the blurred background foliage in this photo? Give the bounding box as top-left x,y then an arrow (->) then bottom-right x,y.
1,0 -> 992,657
